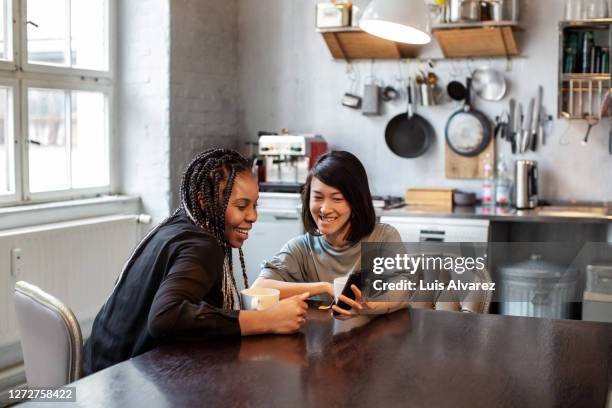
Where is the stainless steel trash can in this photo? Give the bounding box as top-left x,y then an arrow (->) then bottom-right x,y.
582,264 -> 612,323
499,254 -> 578,319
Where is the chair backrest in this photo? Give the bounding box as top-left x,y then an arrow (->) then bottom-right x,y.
14,281 -> 83,387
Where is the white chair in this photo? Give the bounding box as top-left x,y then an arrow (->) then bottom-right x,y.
14,281 -> 83,387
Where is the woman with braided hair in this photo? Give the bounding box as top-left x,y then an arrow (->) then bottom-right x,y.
83,149 -> 309,375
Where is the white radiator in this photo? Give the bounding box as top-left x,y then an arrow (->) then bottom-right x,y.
0,214 -> 149,369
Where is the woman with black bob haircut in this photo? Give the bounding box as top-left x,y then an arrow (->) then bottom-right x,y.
254,151 -> 409,319
83,149 -> 310,375
301,151 -> 376,243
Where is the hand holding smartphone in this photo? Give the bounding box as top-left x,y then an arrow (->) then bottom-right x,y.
333,271 -> 363,316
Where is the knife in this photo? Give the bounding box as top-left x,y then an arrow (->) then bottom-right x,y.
508,98 -> 515,143
531,87 -> 542,151
522,98 -> 534,153
513,103 -> 522,154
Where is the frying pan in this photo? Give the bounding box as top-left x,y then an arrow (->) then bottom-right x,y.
445,78 -> 492,157
385,85 -> 434,158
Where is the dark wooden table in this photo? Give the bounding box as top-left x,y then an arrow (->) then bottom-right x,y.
22,308 -> 612,408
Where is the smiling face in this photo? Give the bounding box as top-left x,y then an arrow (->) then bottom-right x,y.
309,177 -> 352,247
223,171 -> 259,248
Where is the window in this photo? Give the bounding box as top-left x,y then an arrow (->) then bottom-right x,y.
0,0 -> 113,205
0,0 -> 12,62
0,84 -> 15,195
26,0 -> 108,71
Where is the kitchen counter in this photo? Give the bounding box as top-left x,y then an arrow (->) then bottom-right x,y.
257,192 -> 612,224
380,204 -> 612,224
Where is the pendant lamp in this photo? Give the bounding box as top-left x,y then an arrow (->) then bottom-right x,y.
359,0 -> 432,45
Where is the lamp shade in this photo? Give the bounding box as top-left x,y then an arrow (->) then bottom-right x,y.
359,0 -> 432,45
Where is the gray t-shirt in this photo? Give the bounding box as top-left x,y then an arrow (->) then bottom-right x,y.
259,223 -> 401,283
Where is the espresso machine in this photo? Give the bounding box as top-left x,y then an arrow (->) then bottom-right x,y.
258,134 -> 328,192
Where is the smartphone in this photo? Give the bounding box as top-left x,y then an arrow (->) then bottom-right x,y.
333,271 -> 363,316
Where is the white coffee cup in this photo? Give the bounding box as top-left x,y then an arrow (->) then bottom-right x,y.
333,276 -> 348,301
240,287 -> 280,311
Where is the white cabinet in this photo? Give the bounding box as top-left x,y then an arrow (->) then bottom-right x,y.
380,216 -> 490,242
233,209 -> 303,289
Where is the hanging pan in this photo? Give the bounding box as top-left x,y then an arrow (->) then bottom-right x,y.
445,78 -> 492,157
385,84 -> 435,158
471,67 -> 507,102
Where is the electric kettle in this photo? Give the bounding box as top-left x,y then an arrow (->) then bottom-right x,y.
514,160 -> 538,209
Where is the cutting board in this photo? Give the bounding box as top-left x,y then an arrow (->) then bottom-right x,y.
405,188 -> 454,208
445,137 -> 495,179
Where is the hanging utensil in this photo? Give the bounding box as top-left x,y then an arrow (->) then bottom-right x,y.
538,115 -> 545,146
531,87 -> 543,151
385,81 -> 435,158
495,110 -> 509,141
582,113 -> 599,145
513,102 -> 522,154
445,77 -> 493,157
521,99 -> 534,153
471,67 -> 507,102
447,80 -> 467,101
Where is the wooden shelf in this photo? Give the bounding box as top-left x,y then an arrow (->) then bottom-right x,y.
560,18 -> 612,29
432,20 -> 520,29
318,24 -> 520,60
433,26 -> 519,58
561,73 -> 611,80
319,29 -> 423,60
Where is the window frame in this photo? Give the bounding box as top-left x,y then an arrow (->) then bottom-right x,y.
21,78 -> 114,203
0,0 -> 115,206
0,0 -> 16,70
0,77 -> 20,204
19,0 -> 113,79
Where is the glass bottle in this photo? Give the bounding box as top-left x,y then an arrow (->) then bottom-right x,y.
495,155 -> 512,207
482,154 -> 495,207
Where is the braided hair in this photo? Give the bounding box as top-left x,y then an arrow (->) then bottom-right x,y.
112,148 -> 252,310
180,148 -> 252,309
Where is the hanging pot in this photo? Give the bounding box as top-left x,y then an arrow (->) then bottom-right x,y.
445,78 -> 492,157
385,84 -> 435,158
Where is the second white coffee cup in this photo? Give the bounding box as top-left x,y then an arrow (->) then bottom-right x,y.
333,276 -> 348,302
240,287 -> 280,311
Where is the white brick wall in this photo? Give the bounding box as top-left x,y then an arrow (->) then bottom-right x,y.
117,0 -> 172,224
169,0 -> 240,207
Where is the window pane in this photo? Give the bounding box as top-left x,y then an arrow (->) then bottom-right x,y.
0,86 -> 13,194
28,88 -> 68,192
71,0 -> 107,70
71,90 -> 108,188
27,0 -> 69,66
0,0 -> 12,61
27,0 -> 108,71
